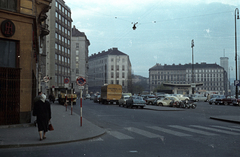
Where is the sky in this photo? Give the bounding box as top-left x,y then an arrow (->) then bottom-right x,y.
64,0 -> 240,78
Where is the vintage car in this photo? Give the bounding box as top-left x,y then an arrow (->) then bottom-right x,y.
118,95 -> 130,106
191,94 -> 207,102
215,95 -> 235,105
155,96 -> 181,107
125,96 -> 146,108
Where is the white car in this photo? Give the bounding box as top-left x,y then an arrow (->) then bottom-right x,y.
191,94 -> 207,102
173,94 -> 189,101
118,95 -> 130,106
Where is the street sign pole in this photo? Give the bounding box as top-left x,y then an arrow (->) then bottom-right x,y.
80,89 -> 83,126
71,83 -> 73,115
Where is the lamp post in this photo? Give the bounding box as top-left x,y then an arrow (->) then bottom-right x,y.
191,39 -> 194,94
229,66 -> 233,95
235,8 -> 239,99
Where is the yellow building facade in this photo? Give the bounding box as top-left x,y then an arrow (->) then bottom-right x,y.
0,0 -> 52,125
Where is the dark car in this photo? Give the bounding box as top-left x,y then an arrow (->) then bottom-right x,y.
125,96 -> 146,109
215,95 -> 235,105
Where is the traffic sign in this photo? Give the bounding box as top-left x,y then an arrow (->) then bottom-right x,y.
234,80 -> 240,86
43,76 -> 49,83
64,78 -> 70,84
76,76 -> 86,86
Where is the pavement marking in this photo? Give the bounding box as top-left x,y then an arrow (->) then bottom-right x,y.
169,125 -> 218,136
107,131 -> 134,140
211,126 -> 240,132
190,125 -> 240,135
125,127 -> 164,139
90,137 -> 104,142
147,126 -> 192,137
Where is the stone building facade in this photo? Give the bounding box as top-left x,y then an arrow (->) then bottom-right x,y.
88,48 -> 132,93
149,62 -> 228,95
0,0 -> 52,125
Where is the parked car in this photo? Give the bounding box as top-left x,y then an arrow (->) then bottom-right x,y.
209,95 -> 220,105
118,95 -> 130,106
191,94 -> 207,102
125,96 -> 146,108
145,97 -> 157,105
155,96 -> 181,107
85,94 -> 91,99
215,95 -> 235,105
173,94 -> 189,101
90,95 -> 95,100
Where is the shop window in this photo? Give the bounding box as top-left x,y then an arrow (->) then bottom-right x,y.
0,39 -> 17,68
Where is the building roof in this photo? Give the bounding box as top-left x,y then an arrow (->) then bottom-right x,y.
149,62 -> 224,71
89,48 -> 128,59
72,25 -> 90,45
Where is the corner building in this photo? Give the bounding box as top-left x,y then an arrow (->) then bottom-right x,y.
0,0 -> 52,125
149,63 -> 228,95
88,48 -> 132,93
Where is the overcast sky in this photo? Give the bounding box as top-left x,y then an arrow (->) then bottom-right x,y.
64,0 -> 240,78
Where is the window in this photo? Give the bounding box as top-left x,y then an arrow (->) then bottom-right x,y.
55,54 -> 57,60
76,50 -> 79,55
0,0 -> 17,12
122,72 -> 125,78
116,65 -> 119,70
56,1 -> 58,7
0,39 -> 17,68
122,65 -> 125,71
111,65 -> 114,70
111,72 -> 114,78
55,12 -> 58,18
55,43 -> 58,49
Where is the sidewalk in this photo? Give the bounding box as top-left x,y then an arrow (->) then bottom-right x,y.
0,103 -> 106,148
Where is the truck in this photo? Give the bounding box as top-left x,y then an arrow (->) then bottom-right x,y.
99,84 -> 122,104
58,92 -> 77,105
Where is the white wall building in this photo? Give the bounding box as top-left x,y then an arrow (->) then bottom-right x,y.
88,48 -> 132,93
71,26 -> 90,95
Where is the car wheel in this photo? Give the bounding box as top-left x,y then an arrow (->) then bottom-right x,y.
159,103 -> 163,106
192,104 -> 196,109
148,102 -> 153,105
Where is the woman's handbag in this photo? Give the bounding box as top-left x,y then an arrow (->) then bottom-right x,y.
48,122 -> 54,131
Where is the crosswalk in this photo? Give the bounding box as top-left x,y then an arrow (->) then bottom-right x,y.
98,125 -> 240,141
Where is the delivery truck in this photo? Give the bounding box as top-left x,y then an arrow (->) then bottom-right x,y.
100,84 -> 122,104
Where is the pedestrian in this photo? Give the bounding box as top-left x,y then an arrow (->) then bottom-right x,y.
33,91 -> 42,126
33,94 -> 52,141
207,94 -> 210,102
49,94 -> 55,103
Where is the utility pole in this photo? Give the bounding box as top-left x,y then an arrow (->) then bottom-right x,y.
191,39 -> 194,94
235,8 -> 239,98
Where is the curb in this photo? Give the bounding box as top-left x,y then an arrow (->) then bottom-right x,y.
0,130 -> 106,149
210,116 -> 240,124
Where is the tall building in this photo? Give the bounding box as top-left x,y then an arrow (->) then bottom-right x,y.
220,57 -> 230,94
149,63 -> 227,95
88,48 -> 132,93
43,0 -> 72,95
0,0 -> 52,125
71,26 -> 90,95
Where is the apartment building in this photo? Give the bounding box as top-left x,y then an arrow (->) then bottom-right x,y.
149,62 -> 228,95
88,48 -> 132,93
71,26 -> 90,95
43,0 -> 72,95
0,0 -> 52,125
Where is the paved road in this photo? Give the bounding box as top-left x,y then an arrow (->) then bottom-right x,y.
1,100 -> 239,157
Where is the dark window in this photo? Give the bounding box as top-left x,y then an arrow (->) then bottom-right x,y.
0,0 -> 17,12
0,39 -> 16,68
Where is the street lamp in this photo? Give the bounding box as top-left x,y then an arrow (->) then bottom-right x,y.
191,39 -> 194,94
235,8 -> 239,99
229,66 -> 233,95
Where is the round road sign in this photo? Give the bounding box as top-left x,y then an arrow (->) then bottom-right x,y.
76,76 -> 86,86
64,78 -> 70,84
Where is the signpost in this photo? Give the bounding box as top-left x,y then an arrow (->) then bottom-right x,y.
76,76 -> 86,126
64,78 -> 69,111
234,80 -> 240,86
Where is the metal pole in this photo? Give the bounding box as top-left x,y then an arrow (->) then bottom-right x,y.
71,83 -> 73,115
80,89 -> 83,126
191,39 -> 194,94
235,8 -> 239,99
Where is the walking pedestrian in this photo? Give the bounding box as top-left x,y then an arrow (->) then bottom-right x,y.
33,91 -> 42,126
33,94 -> 52,141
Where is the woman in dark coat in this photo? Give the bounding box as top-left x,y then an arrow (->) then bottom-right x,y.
33,94 -> 51,141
